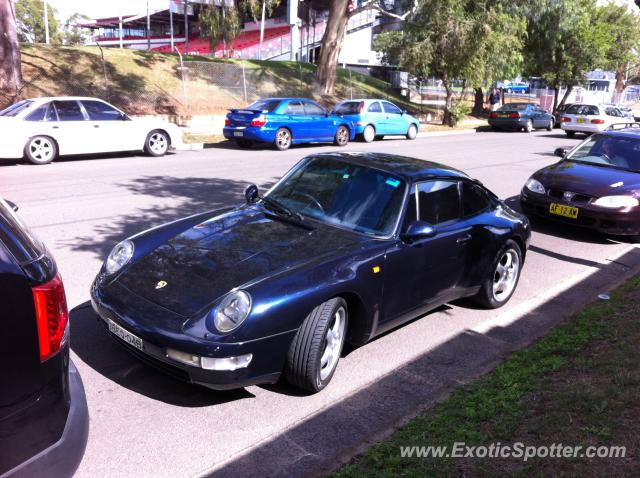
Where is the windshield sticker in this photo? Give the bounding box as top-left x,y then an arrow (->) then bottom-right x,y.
386,178 -> 401,188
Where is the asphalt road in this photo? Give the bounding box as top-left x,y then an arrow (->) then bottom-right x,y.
2,130 -> 637,478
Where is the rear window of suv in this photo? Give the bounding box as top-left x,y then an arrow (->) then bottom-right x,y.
0,199 -> 44,265
566,105 -> 600,115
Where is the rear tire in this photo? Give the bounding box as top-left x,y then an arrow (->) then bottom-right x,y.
144,130 -> 170,157
274,128 -> 292,151
546,119 -> 554,131
473,239 -> 522,309
362,125 -> 375,143
406,124 -> 418,140
565,131 -> 575,138
24,136 -> 57,165
285,298 -> 348,392
334,125 -> 350,146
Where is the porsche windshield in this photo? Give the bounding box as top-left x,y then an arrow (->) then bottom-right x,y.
267,156 -> 407,236
567,134 -> 640,172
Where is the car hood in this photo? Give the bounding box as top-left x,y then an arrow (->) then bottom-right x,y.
535,160 -> 640,197
116,207 -> 363,317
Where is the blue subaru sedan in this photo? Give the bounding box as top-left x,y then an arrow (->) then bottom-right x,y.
332,99 -> 420,142
223,98 -> 355,150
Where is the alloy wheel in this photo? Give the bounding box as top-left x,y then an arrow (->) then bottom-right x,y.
148,132 -> 168,155
276,129 -> 291,150
29,138 -> 54,163
319,306 -> 346,382
492,249 -> 520,302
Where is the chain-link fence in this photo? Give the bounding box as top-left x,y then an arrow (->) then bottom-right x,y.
3,46 -> 402,117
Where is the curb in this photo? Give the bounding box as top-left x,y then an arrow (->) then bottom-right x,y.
417,128 -> 479,138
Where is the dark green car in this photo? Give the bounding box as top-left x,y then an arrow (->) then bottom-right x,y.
489,102 -> 555,132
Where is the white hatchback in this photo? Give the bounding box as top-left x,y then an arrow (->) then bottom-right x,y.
560,103 -> 627,137
0,97 -> 183,164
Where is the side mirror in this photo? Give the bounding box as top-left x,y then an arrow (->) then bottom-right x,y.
554,147 -> 569,158
120,112 -> 129,121
5,199 -> 18,212
244,184 -> 259,204
401,109 -> 406,116
401,220 -> 437,242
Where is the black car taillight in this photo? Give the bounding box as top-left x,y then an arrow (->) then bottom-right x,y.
33,274 -> 68,362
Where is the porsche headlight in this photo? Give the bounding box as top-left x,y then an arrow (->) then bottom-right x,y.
214,291 -> 252,333
525,178 -> 546,194
592,195 -> 639,208
105,240 -> 134,275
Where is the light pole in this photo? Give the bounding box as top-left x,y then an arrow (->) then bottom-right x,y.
146,0 -> 151,50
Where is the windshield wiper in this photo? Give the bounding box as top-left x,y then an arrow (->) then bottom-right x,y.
259,195 -> 305,223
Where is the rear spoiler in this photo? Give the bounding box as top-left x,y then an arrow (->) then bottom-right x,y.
228,109 -> 264,114
607,122 -> 640,131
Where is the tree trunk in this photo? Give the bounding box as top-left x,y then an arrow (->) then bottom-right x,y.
0,0 -> 22,93
472,87 -> 484,116
314,0 -> 350,95
442,79 -> 454,126
559,85 -> 573,109
551,86 -> 559,112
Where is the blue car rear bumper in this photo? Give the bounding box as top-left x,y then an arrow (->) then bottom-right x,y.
223,126 -> 276,143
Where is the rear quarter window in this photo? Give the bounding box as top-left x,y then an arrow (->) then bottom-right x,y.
0,199 -> 45,265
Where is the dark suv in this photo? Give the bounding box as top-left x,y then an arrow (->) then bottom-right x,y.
0,199 -> 88,477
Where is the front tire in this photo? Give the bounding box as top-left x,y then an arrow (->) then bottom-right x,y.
334,125 -> 350,146
473,239 -> 522,309
144,130 -> 170,156
274,127 -> 292,151
25,136 -> 57,165
285,297 -> 348,392
406,123 -> 418,140
524,120 -> 533,133
362,124 -> 375,143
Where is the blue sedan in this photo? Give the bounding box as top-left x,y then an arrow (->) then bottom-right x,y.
91,152 -> 530,393
332,99 -> 420,142
488,103 -> 555,132
223,98 -> 355,150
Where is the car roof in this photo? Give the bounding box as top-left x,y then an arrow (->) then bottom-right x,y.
258,98 -> 316,102
602,128 -> 640,139
306,152 -> 470,182
24,96 -> 107,102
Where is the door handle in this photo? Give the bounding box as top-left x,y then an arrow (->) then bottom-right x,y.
52,126 -> 59,129
93,125 -> 100,128
456,234 -> 472,244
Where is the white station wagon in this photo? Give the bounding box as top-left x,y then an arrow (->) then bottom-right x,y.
0,97 -> 183,164
560,103 -> 627,137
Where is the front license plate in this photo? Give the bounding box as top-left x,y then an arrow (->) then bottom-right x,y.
233,131 -> 244,137
549,203 -> 579,219
576,118 -> 586,123
108,319 -> 144,351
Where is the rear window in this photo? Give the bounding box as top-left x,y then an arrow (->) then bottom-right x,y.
0,100 -> 35,117
566,104 -> 600,116
333,102 -> 361,115
246,99 -> 281,113
498,103 -> 531,111
0,199 -> 44,265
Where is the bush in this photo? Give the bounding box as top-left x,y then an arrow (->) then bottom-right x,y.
444,102 -> 470,127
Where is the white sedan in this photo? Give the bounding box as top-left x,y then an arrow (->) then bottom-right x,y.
560,103 -> 627,137
0,96 -> 183,164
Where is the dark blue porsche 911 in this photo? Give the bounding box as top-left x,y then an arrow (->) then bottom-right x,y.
91,152 -> 530,392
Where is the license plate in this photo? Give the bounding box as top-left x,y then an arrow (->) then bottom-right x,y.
549,203 -> 579,219
108,319 -> 144,351
499,114 -> 509,118
576,118 -> 586,123
233,131 -> 243,137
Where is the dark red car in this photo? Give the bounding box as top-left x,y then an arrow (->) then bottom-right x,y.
520,125 -> 640,239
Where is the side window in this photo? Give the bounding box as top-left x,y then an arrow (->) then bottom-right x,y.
284,101 -> 305,115
403,180 -> 460,229
54,101 -> 85,121
82,100 -> 122,121
462,182 -> 491,217
382,101 -> 402,115
303,102 -> 326,115
24,102 -> 56,122
368,101 -> 382,113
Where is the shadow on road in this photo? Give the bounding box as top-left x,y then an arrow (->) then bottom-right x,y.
60,175 -> 277,259
209,247 -> 640,478
70,302 -> 254,407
